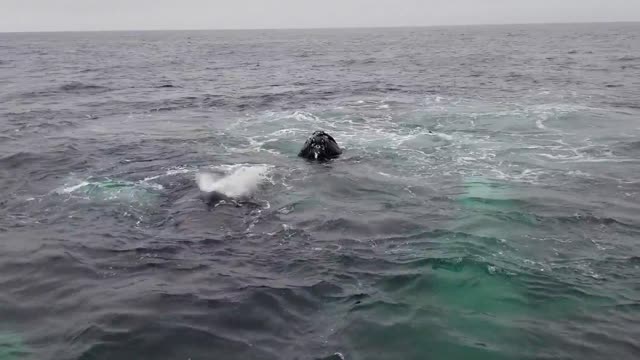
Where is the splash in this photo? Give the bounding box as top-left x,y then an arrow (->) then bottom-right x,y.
196,165 -> 270,198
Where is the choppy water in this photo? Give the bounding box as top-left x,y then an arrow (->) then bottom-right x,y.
1,23 -> 640,360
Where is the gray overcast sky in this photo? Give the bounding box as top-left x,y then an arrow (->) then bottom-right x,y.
1,0 -> 639,32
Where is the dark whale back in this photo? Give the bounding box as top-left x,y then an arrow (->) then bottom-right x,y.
199,190 -> 234,206
298,130 -> 342,161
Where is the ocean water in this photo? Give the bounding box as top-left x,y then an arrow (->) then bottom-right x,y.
1,23 -> 639,360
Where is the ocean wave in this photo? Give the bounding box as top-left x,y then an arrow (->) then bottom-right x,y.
58,81 -> 110,93
613,55 -> 640,62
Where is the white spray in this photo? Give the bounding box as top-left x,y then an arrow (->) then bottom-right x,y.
196,165 -> 270,198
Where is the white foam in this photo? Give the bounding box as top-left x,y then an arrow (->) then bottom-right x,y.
490,168 -> 544,184
268,128 -> 304,137
196,165 -> 270,198
537,153 -> 582,160
288,111 -> 320,123
58,181 -> 90,194
142,167 -> 193,182
567,170 -> 592,177
142,174 -> 162,182
433,132 -> 454,141
142,182 -> 164,190
228,100 -> 604,188
559,158 -> 639,164
166,168 -> 191,176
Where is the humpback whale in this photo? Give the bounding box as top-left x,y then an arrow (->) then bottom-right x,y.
199,190 -> 239,207
298,131 -> 342,161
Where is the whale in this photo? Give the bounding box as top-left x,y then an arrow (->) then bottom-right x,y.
199,190 -> 239,207
298,130 -> 342,161
199,190 -> 266,209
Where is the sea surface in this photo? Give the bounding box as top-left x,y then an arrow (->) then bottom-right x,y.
1,23 -> 639,360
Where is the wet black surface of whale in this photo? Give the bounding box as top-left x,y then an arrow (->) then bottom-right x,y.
199,191 -> 238,207
298,130 -> 342,161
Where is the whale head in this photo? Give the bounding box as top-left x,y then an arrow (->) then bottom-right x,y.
298,130 -> 342,161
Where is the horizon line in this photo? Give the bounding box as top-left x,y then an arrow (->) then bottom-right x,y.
1,20 -> 639,34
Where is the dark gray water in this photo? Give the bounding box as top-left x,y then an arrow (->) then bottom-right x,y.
1,23 -> 639,360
